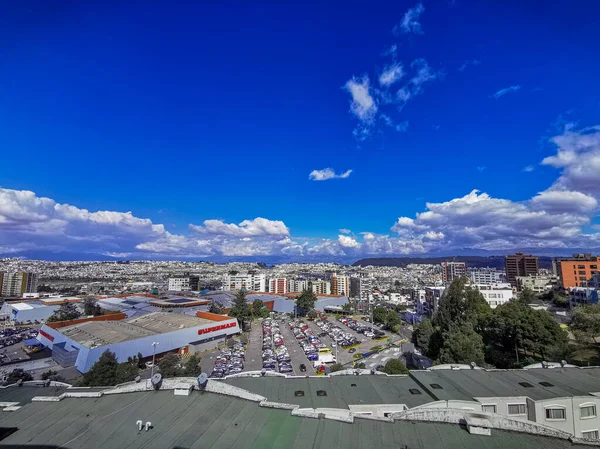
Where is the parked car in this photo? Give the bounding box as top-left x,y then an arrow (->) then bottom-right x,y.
299,364 -> 307,372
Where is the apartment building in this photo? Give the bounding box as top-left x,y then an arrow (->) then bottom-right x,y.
516,274 -> 559,293
471,284 -> 513,308
441,262 -> 466,284
331,273 -> 350,296
568,287 -> 599,307
268,278 -> 288,295
310,280 -> 331,295
423,286 -> 445,315
167,274 -> 199,292
224,273 -> 266,292
350,276 -> 373,300
288,279 -> 308,293
554,254 -> 599,290
470,268 -> 504,285
0,272 -> 39,297
505,253 -> 539,287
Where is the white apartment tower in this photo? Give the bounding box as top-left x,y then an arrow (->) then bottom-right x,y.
332,274 -> 350,296
224,273 -> 266,292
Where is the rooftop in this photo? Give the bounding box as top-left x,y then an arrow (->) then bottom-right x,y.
58,312 -> 214,347
0,389 -> 586,449
411,367 -> 600,401
224,375 -> 434,409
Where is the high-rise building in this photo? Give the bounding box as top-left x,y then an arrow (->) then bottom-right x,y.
167,274 -> 199,291
331,274 -> 350,297
269,278 -> 288,295
441,262 -> 466,284
470,268 -> 504,285
224,273 -> 266,292
289,279 -> 308,293
505,253 -> 539,287
554,254 -> 599,290
350,277 -> 373,300
310,280 -> 331,295
0,272 -> 39,297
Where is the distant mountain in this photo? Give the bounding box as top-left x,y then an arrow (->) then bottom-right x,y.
352,255 -> 554,269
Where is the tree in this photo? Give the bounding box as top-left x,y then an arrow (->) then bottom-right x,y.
182,355 -> 202,377
412,318 -> 434,353
81,350 -> 120,386
41,370 -> 58,380
209,301 -> 223,314
115,361 -> 140,384
228,290 -> 252,330
373,306 -> 387,324
307,309 -> 318,320
83,297 -> 102,316
252,299 -> 269,318
329,363 -> 345,373
517,287 -> 537,304
437,324 -> 485,366
382,359 -> 409,375
341,303 -> 353,314
137,352 -> 145,368
5,369 -> 33,385
296,289 -> 318,316
158,353 -> 181,378
433,278 -> 491,333
571,304 -> 600,343
385,311 -> 401,329
552,293 -> 569,308
47,301 -> 81,323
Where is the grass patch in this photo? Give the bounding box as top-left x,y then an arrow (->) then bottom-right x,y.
353,353 -> 363,359
370,345 -> 384,352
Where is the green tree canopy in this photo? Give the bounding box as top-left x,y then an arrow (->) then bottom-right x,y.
517,287 -> 537,304
5,369 -> 33,385
296,289 -> 318,316
209,301 -> 223,314
251,299 -> 269,318
381,359 -> 409,375
373,306 -> 387,324
228,290 -> 252,329
47,301 -> 81,323
157,353 -> 181,378
385,311 -> 401,329
81,350 -> 120,386
115,360 -> 140,384
433,278 -> 491,333
307,309 -> 318,320
571,304 -> 600,343
437,324 -> 485,366
83,297 -> 102,316
412,318 -> 434,354
341,303 -> 353,314
329,363 -> 345,373
182,355 -> 202,377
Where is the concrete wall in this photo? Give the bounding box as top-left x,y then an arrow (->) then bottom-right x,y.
473,396 -> 529,417
534,396 -> 600,439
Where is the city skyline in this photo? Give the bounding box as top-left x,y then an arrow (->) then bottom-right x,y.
1,1 -> 599,261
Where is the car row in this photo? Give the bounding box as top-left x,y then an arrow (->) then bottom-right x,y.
262,319 -> 293,373
209,342 -> 246,378
338,317 -> 385,340
315,319 -> 361,348
0,327 -> 38,348
289,320 -> 329,363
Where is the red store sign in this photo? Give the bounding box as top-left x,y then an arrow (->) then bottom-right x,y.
39,329 -> 54,342
198,322 -> 236,335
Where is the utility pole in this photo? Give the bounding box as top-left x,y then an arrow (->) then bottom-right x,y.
151,341 -> 159,377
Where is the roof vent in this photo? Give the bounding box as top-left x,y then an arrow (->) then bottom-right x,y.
539,381 -> 554,387
317,390 -> 327,396
541,361 -> 548,369
294,390 -> 304,397
351,383 -> 357,387
409,388 -> 422,395
518,382 -> 534,388
430,383 -> 443,389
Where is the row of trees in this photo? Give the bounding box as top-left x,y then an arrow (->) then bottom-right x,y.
373,307 -> 403,333
412,278 -> 568,368
80,350 -> 202,386
47,298 -> 103,323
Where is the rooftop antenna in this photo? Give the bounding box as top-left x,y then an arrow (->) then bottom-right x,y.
197,373 -> 208,390
151,373 -> 162,391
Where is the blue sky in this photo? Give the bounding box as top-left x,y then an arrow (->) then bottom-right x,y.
1,1 -> 599,260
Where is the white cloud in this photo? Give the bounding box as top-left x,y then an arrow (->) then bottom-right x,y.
381,114 -> 409,132
458,59 -> 480,72
541,124 -> 600,195
523,165 -> 535,172
338,235 -> 361,248
379,63 -> 404,87
339,228 -> 352,234
382,44 -> 398,58
308,168 -> 353,181
410,59 -> 439,92
188,217 -> 289,237
476,166 -> 486,172
344,76 -> 377,122
492,85 -> 521,99
394,3 -> 425,35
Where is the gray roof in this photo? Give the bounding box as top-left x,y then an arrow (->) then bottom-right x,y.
0,384 -> 67,403
224,375 -> 436,409
0,388 -> 586,449
411,367 -> 600,401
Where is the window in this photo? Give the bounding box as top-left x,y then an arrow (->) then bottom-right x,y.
545,407 -> 566,420
518,382 -> 534,388
316,390 -> 327,396
591,265 -> 598,269
508,404 -> 527,415
579,265 -> 586,269
579,271 -> 587,275
294,390 -> 304,397
539,381 -> 554,387
582,430 -> 599,440
482,404 -> 497,413
581,405 -> 597,419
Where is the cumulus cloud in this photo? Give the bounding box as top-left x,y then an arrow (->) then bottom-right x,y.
381,114 -> 409,132
394,3 -> 425,35
523,165 -> 535,172
188,217 -> 289,237
542,124 -> 600,195
308,168 -> 353,181
379,63 -> 404,86
458,59 -> 480,72
339,228 -> 352,234
492,85 -> 521,99
344,76 -> 377,122
338,235 -> 361,248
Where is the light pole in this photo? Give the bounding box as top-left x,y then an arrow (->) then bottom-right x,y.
151,341 -> 159,377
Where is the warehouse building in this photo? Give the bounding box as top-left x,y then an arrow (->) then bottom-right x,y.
36,311 -> 239,373
0,301 -> 59,323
